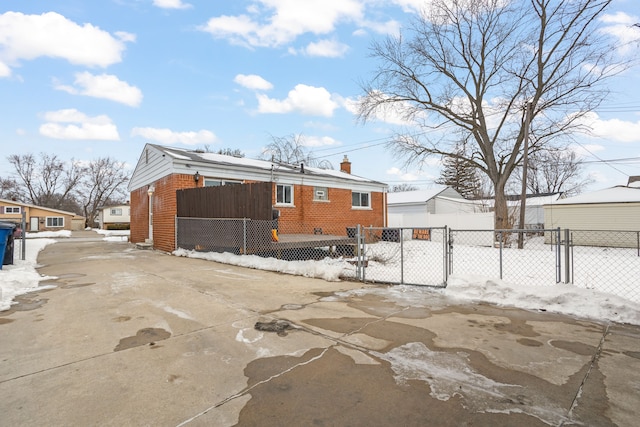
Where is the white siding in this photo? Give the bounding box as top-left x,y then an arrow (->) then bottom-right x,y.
128,146 -> 176,191
544,203 -> 640,231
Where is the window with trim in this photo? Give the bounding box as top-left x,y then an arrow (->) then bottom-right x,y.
110,208 -> 123,216
313,186 -> 329,201
46,217 -> 64,227
352,191 -> 370,208
276,184 -> 293,205
4,206 -> 21,214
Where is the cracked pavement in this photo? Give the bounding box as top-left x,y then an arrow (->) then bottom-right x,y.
1,231 -> 639,426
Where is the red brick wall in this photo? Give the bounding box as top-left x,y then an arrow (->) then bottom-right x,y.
276,184 -> 386,236
130,174 -> 200,252
132,175 -> 386,250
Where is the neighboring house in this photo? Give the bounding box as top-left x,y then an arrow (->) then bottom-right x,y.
544,181 -> 640,242
0,198 -> 85,232
98,204 -> 131,229
128,144 -> 389,252
388,187 -> 492,228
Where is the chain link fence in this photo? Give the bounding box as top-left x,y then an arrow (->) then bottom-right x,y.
175,218 -> 639,303
448,229 -> 562,286
567,230 -> 640,303
448,228 -> 640,303
176,217 -> 360,261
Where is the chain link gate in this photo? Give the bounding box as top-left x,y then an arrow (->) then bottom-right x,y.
357,226 -> 448,287
447,228 -> 563,286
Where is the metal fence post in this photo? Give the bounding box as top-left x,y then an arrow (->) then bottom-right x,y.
498,231 -> 503,279
555,227 -> 561,283
443,226 -> 449,284
564,228 -> 571,284
400,227 -> 404,285
243,218 -> 247,255
448,228 -> 454,275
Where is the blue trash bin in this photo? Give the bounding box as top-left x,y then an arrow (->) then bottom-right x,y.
0,222 -> 16,270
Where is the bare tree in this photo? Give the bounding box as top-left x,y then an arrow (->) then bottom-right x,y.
79,157 -> 129,227
521,149 -> 593,197
216,148 -> 245,158
8,153 -> 84,209
358,0 -> 629,229
0,176 -> 23,201
261,134 -> 334,169
390,183 -> 419,192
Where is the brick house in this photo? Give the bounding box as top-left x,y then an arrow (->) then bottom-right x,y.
128,144 -> 389,252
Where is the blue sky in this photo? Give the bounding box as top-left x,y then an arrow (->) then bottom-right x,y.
1,0 -> 639,193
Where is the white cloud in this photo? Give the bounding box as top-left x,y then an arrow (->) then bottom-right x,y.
257,84 -> 339,117
302,135 -> 340,147
568,142 -> 605,159
39,109 -> 119,141
345,92 -> 419,126
0,12 -> 132,76
200,0 -> 365,48
153,0 -> 192,9
234,74 -> 273,91
576,112 -> 640,143
299,39 -> 350,57
54,72 -> 143,107
130,127 -> 217,145
599,12 -> 640,55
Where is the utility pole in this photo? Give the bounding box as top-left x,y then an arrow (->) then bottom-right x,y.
518,101 -> 533,249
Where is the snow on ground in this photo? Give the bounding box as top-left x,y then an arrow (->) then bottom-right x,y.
2,231 -> 639,326
94,229 -> 130,242
0,238 -> 57,311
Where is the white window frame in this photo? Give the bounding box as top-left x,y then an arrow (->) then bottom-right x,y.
110,208 -> 123,216
46,216 -> 64,228
352,191 -> 371,209
276,184 -> 294,205
4,206 -> 21,214
313,186 -> 329,201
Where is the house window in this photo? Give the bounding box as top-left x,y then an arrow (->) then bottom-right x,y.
276,184 -> 293,205
4,206 -> 21,214
352,192 -> 370,208
313,187 -> 329,201
46,217 -> 64,227
110,208 -> 122,216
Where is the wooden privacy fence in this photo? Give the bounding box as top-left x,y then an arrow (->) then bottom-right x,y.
176,181 -> 273,219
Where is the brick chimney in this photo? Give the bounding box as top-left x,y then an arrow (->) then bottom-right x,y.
340,155 -> 351,174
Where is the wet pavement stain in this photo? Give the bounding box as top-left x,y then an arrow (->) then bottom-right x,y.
0,318 -> 14,325
114,328 -> 170,351
550,340 -> 597,356
60,282 -> 95,289
237,346 -> 549,427
623,350 -> 640,359
5,294 -> 49,312
517,338 -> 544,347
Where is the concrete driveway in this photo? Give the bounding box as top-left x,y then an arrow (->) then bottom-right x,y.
1,231 -> 639,426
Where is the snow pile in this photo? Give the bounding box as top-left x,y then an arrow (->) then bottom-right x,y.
446,275 -> 640,326
0,239 -> 57,311
173,248 -> 347,282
